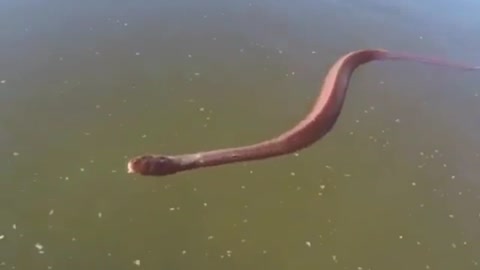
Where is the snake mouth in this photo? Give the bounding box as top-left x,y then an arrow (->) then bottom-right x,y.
127,161 -> 135,173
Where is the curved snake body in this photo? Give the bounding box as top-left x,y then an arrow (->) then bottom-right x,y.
127,49 -> 479,176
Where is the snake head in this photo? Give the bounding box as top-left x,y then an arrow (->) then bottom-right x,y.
127,155 -> 182,176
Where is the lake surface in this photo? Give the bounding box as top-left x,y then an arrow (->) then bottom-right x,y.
1,0 -> 480,269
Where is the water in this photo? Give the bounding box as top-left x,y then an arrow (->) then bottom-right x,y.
1,0 -> 480,269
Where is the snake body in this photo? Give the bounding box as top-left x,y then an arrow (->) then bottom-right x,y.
127,49 -> 479,177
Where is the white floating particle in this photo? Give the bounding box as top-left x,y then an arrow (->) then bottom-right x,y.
262,250 -> 268,254
49,209 -> 54,216
395,118 -> 400,123
98,212 -> 102,218
12,224 -> 16,230
311,51 -> 317,54
240,48 -> 244,53
169,207 -> 176,211
451,243 -> 457,248
199,107 -> 205,112
399,235 -> 403,239
188,54 -> 192,58
419,36 -> 423,40
124,23 -> 128,26
80,168 -> 85,172
451,175 -> 456,180
332,255 -> 338,263
72,237 -> 76,241
278,49 -> 283,54
133,260 -> 141,266
290,172 -> 296,176
411,182 -> 416,186
207,235 -> 214,240
379,81 -> 384,84
426,265 -> 430,269
194,72 -> 200,76
135,52 -> 140,56
448,214 -> 454,219
416,241 -> 422,245
0,80 -> 6,84
141,134 -> 147,138
241,239 -> 246,243
182,250 -> 187,255
305,241 -> 311,247
320,185 -> 326,190
12,152 -> 19,157
203,202 -> 208,207
35,243 -> 43,250
0,235 -> 4,240
241,185 -> 246,189
242,219 -> 248,223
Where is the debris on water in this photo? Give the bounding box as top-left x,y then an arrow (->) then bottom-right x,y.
135,52 -> 140,56
332,255 -> 338,263
312,51 -> 317,54
133,259 -> 141,266
12,224 -> 16,230
0,235 -> 4,240
188,54 -> 192,58
12,152 -> 19,157
207,235 -> 214,240
203,202 -> 208,207
0,80 -> 6,84
448,214 -> 454,219
194,72 -> 200,76
182,250 -> 187,255
80,168 -> 85,172
305,241 -> 311,247
199,107 -> 205,112
395,118 -> 400,123
49,209 -> 54,216
451,243 -> 457,248
278,49 -> 283,54
411,182 -> 417,186
141,134 -> 147,138
290,172 -> 296,176
35,243 -> 44,253
98,212 -> 102,218
399,235 -> 404,239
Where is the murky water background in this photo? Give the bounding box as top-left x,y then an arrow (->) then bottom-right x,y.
1,0 -> 480,269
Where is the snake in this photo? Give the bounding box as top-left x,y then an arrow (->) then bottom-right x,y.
126,48 -> 479,177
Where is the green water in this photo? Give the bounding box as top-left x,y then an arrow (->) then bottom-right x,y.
1,0 -> 480,269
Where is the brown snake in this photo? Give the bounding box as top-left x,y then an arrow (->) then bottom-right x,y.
127,48 -> 479,177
